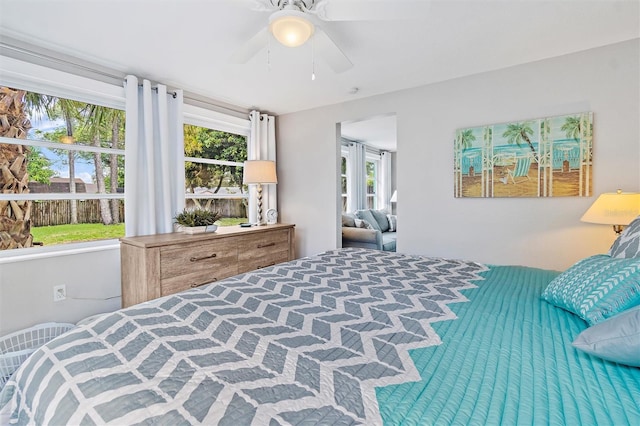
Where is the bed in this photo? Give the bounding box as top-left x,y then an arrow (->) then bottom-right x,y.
1,248 -> 639,425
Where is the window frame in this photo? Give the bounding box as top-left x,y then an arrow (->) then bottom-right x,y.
340,147 -> 349,212
182,105 -> 251,213
0,56 -> 127,259
365,152 -> 380,210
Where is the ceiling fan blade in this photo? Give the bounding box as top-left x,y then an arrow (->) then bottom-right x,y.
315,30 -> 353,73
229,27 -> 269,64
315,0 -> 431,21
235,0 -> 276,12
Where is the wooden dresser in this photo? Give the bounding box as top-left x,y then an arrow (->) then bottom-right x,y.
120,224 -> 295,307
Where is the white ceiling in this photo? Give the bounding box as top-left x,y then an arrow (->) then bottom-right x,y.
341,114 -> 397,151
0,0 -> 638,116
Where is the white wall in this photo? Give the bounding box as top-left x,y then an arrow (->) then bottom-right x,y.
1,40 -> 637,336
277,40 -> 640,271
0,246 -> 121,335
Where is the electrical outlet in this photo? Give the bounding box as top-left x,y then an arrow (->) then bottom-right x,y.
53,285 -> 66,302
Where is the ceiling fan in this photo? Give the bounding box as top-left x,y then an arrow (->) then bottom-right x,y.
231,0 -> 431,73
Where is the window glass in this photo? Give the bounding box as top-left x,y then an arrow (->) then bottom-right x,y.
0,87 -> 125,250
341,155 -> 348,212
366,160 -> 378,209
183,124 -> 248,225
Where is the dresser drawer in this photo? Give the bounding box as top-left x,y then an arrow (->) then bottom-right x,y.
160,241 -> 238,296
237,229 -> 291,273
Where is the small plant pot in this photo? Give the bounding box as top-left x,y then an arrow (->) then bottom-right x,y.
181,225 -> 217,234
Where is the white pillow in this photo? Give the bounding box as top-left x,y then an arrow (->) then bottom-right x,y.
572,305 -> 640,367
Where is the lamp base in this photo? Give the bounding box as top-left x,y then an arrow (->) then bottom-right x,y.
613,224 -> 625,235
256,183 -> 265,226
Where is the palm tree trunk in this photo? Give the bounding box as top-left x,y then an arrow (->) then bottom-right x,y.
110,116 -> 120,223
63,112 -> 78,224
0,87 -> 33,250
93,134 -> 112,225
521,132 -> 537,157
0,87 -> 34,249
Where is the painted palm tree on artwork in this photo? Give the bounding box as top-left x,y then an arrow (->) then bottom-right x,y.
502,122 -> 537,158
560,114 -> 593,196
561,116 -> 582,141
459,129 -> 476,149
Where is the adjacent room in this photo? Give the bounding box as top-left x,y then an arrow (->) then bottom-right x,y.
0,0 -> 639,424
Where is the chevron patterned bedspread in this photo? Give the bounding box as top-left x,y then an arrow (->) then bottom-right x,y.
0,248 -> 489,425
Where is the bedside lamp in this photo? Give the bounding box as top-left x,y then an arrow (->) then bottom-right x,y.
243,160 -> 278,226
581,189 -> 640,235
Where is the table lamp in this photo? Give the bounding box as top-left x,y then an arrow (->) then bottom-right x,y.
243,160 -> 278,226
581,189 -> 640,235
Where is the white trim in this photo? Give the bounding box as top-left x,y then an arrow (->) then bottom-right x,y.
0,55 -> 125,109
0,239 -> 120,264
184,157 -> 244,167
186,193 -> 248,200
0,136 -> 125,156
0,193 -> 124,201
184,103 -> 251,137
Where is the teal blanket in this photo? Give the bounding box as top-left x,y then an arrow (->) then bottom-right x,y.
377,265 -> 640,425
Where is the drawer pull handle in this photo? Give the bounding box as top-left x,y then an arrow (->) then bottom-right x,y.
190,253 -> 217,262
257,242 -> 275,248
257,262 -> 276,269
190,278 -> 217,288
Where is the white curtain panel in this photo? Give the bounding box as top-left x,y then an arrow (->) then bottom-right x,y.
248,111 -> 277,224
124,75 -> 185,236
347,142 -> 366,212
380,151 -> 393,212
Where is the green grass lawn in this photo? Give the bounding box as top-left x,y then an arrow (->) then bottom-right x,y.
32,218 -> 247,246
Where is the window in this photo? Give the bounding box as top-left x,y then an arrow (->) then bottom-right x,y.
341,151 -> 348,212
183,121 -> 249,226
366,154 -> 380,209
0,87 -> 126,250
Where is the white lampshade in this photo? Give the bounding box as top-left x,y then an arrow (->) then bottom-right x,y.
390,190 -> 397,203
581,190 -> 640,225
269,9 -> 314,48
243,160 -> 278,185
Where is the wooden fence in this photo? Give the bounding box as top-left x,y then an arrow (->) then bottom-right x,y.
185,198 -> 247,218
30,198 -> 247,227
31,200 -> 125,227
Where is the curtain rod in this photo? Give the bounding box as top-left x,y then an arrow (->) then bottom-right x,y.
0,35 -> 250,119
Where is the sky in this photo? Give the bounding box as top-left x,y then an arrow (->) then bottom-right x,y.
28,116 -> 95,183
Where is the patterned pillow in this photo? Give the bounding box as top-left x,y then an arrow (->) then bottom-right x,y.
609,215 -> 640,258
387,214 -> 397,232
541,255 -> 640,325
572,305 -> 640,367
354,219 -> 374,230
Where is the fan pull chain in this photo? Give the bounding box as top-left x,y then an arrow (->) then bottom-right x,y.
311,34 -> 316,81
267,33 -> 271,72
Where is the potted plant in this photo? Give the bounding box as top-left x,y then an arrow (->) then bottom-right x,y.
174,209 -> 223,234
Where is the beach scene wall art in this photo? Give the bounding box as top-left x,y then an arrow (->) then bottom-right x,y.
454,112 -> 593,198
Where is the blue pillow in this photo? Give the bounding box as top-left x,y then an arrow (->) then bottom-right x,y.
541,255 -> 640,325
370,209 -> 391,232
355,210 -> 382,232
572,305 -> 640,367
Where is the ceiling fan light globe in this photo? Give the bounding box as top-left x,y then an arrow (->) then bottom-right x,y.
269,10 -> 314,48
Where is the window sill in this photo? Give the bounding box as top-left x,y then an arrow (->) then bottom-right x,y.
0,239 -> 120,264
